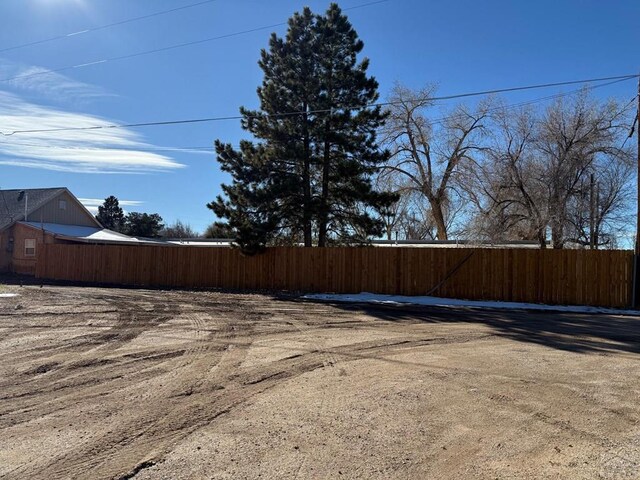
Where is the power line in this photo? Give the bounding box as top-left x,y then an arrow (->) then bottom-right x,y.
425,76 -> 634,127
380,75 -> 638,105
0,0 -> 389,85
0,0 -> 221,54
0,141 -> 215,153
0,76 -> 632,150
1,74 -> 637,137
0,83 -> 634,162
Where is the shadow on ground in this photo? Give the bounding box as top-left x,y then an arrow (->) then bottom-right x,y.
295,298 -> 640,356
3,272 -> 638,357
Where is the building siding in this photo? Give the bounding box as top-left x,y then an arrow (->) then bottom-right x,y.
27,191 -> 98,227
9,223 -> 59,275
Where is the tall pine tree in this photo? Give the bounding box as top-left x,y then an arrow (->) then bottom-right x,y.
96,196 -> 124,232
208,3 -> 396,254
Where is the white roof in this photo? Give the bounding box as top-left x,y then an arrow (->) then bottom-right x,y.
166,240 -> 232,246
20,222 -> 164,245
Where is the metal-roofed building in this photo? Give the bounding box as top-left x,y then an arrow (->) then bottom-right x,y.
0,188 -> 157,274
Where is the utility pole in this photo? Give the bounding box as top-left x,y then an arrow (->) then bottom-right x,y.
594,181 -> 600,250
633,76 -> 640,307
590,173 -> 595,249
637,76 -> 640,254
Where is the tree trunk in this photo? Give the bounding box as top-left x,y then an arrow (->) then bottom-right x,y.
317,66 -> 333,248
537,227 -> 547,249
551,222 -> 564,249
549,194 -> 565,249
430,201 -> 448,241
317,138 -> 330,247
302,106 -> 313,247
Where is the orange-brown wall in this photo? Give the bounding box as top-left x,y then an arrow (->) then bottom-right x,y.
9,223 -> 60,275
0,190 -> 99,274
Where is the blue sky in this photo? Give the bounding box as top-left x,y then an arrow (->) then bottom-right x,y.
0,0 -> 638,233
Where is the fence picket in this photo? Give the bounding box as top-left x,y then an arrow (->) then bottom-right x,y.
35,245 -> 634,308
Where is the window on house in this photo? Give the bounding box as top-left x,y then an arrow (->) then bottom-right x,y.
24,239 -> 36,257
59,199 -> 67,210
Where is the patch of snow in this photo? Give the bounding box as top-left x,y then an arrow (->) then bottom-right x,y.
19,222 -> 164,245
302,292 -> 640,316
0,293 -> 19,298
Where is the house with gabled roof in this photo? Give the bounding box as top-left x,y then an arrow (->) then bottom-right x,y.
0,187 -> 162,275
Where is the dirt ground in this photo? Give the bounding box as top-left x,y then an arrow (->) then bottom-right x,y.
1,283 -> 639,480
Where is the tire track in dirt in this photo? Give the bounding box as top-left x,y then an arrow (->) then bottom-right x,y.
285,317 -> 342,369
0,297 -> 175,366
0,299 -> 185,431
4,304 -> 251,428
21,295 -> 268,478
1,289 -> 494,480
8,306 -> 252,480
2,299 -> 162,360
237,333 -> 493,387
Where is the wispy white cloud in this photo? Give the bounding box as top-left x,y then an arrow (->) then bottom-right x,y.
0,59 -> 114,103
79,198 -> 144,214
0,59 -> 185,174
0,91 -> 185,174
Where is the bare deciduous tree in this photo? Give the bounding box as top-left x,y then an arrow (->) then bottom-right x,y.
462,89 -> 635,249
565,158 -> 634,248
537,92 -> 632,248
161,220 -> 199,239
381,84 -> 490,240
461,105 -> 548,245
373,170 -> 412,240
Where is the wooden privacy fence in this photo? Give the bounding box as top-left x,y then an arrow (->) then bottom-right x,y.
36,244 -> 634,308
